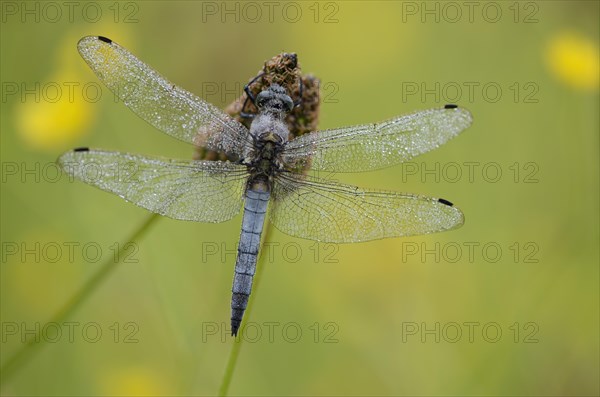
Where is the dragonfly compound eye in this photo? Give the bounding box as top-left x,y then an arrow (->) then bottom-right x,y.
256,90 -> 273,108
282,96 -> 294,112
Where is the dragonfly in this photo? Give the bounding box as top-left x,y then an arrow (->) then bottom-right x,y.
59,36 -> 473,336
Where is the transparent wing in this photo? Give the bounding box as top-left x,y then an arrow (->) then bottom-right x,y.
58,149 -> 248,223
77,36 -> 251,156
282,106 -> 472,172
270,172 -> 463,243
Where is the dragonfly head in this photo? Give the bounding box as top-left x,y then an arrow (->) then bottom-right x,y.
255,84 -> 294,116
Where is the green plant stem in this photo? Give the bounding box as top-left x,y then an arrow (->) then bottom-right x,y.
218,223 -> 273,397
0,213 -> 160,384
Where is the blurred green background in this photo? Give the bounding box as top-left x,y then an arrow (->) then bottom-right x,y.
1,1 -> 598,396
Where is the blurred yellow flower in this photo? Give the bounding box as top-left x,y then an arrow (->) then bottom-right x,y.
15,76 -> 96,151
14,26 -> 134,152
14,33 -> 99,152
546,31 -> 599,91
102,367 -> 170,396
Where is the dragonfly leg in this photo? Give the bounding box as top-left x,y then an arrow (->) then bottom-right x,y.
240,73 -> 265,119
293,77 -> 303,108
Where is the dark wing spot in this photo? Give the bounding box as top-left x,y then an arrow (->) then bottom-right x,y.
98,36 -> 112,44
74,147 -> 89,152
444,104 -> 458,109
438,198 -> 454,207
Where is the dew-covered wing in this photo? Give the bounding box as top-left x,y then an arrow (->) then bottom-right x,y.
58,148 -> 248,223
282,106 -> 472,172
269,172 -> 464,243
77,36 -> 251,157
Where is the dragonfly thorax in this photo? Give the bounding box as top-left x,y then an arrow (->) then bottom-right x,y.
246,133 -> 284,180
